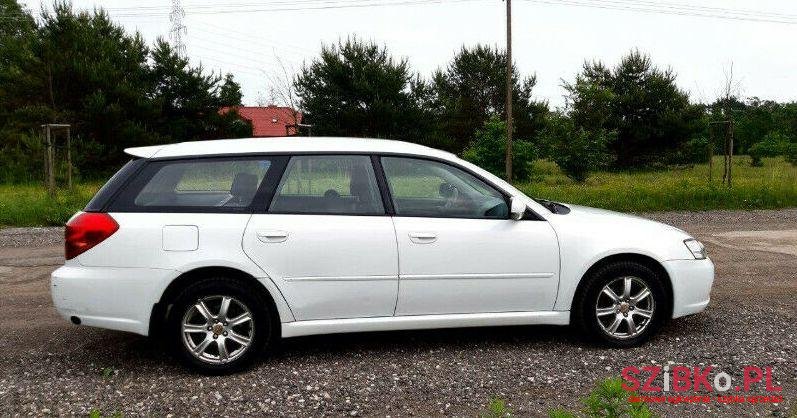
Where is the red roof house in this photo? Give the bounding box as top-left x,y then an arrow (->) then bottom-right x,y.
220,106 -> 303,137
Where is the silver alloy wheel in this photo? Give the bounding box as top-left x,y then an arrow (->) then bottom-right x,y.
181,295 -> 254,364
595,276 -> 655,340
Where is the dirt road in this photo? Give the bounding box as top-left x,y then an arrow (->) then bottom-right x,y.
1,209 -> 795,417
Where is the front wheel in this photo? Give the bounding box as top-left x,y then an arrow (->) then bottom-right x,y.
574,261 -> 667,347
166,278 -> 273,374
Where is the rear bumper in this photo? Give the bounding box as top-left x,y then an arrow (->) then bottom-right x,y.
663,258 -> 714,318
50,265 -> 177,336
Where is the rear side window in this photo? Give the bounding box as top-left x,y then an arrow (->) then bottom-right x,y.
84,159 -> 145,212
111,157 -> 278,212
269,155 -> 384,215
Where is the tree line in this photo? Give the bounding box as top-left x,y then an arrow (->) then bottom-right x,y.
0,1 -> 250,182
2,1 -> 796,184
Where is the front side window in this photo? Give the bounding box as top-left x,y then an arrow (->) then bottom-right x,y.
269,155 -> 384,215
381,157 -> 508,219
129,158 -> 273,209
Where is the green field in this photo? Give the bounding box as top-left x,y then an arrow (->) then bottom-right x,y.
518,156 -> 797,213
0,156 -> 795,227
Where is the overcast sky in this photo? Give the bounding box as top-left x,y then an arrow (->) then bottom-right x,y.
22,0 -> 797,108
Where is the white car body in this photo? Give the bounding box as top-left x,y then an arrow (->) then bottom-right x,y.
51,137 -> 713,340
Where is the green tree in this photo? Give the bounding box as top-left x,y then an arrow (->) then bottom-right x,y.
148,39 -> 249,143
749,131 -> 791,166
3,2 -> 156,175
0,0 -> 41,182
715,97 -> 797,155
294,37 -> 430,142
219,73 -> 244,106
0,0 -> 38,114
542,113 -> 612,182
0,2 -> 251,179
564,50 -> 702,168
431,45 -> 548,153
462,117 -> 536,181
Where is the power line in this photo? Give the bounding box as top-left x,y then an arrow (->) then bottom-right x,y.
193,20 -> 316,55
106,0 -> 475,13
108,0 -> 482,18
5,0 -> 797,24
520,0 -> 797,25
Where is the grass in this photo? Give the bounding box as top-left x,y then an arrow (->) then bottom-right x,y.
0,182 -> 101,227
0,156 -> 795,227
518,156 -> 797,213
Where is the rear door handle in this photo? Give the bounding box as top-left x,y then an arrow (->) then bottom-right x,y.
256,230 -> 289,243
409,232 -> 437,244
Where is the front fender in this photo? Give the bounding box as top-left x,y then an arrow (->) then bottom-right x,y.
546,212 -> 695,311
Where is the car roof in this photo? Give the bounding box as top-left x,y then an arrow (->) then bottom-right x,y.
125,137 -> 456,160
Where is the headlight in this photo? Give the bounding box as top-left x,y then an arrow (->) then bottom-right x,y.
684,239 -> 707,260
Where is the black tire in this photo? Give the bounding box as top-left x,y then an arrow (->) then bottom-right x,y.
573,261 -> 667,348
165,277 -> 274,374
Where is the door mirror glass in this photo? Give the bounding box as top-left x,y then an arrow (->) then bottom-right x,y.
510,197 -> 527,220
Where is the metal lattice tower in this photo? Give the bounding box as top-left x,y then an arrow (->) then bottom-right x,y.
169,0 -> 187,56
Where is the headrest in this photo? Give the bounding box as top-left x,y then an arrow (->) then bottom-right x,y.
230,173 -> 258,197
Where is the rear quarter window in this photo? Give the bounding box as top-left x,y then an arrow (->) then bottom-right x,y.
109,156 -> 284,212
84,159 -> 145,212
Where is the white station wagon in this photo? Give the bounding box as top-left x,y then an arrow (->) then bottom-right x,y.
51,137 -> 713,373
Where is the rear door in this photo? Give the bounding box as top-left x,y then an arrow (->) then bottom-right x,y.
242,155 -> 399,321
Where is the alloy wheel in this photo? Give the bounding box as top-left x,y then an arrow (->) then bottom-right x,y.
595,276 -> 655,339
181,295 -> 255,364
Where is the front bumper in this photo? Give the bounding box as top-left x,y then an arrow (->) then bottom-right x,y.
51,265 -> 177,336
663,258 -> 715,318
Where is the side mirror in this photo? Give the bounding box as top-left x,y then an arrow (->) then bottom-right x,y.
509,197 -> 527,221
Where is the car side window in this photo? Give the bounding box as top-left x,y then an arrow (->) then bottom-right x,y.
121,158 -> 273,210
381,157 -> 508,219
269,155 -> 385,215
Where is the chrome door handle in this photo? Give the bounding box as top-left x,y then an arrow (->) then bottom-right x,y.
408,232 -> 437,244
256,230 -> 289,243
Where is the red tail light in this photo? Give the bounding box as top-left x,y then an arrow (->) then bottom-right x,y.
65,212 -> 119,260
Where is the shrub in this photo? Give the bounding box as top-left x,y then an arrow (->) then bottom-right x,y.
549,378 -> 656,418
542,115 -> 612,182
749,132 -> 791,167
786,143 -> 797,167
681,136 -> 710,164
462,117 -> 536,181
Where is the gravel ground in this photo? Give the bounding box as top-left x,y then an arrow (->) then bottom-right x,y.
0,209 -> 795,417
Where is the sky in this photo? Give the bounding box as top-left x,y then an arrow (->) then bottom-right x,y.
21,0 -> 797,108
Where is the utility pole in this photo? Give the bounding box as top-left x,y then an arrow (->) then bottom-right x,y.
170,0 -> 187,57
504,0 -> 513,182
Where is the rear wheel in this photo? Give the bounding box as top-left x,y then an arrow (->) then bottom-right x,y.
574,261 -> 667,347
167,278 -> 273,374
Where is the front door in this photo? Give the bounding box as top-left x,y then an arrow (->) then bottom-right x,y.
243,155 -> 399,321
379,156 -> 560,316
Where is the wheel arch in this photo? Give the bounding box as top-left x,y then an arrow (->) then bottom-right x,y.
571,253 -> 674,320
149,266 -> 290,337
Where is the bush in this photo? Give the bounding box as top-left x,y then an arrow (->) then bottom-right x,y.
542,115 -> 612,182
785,143 -> 797,167
462,117 -> 536,181
549,378 -> 656,418
680,136 -> 710,164
749,132 -> 791,167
